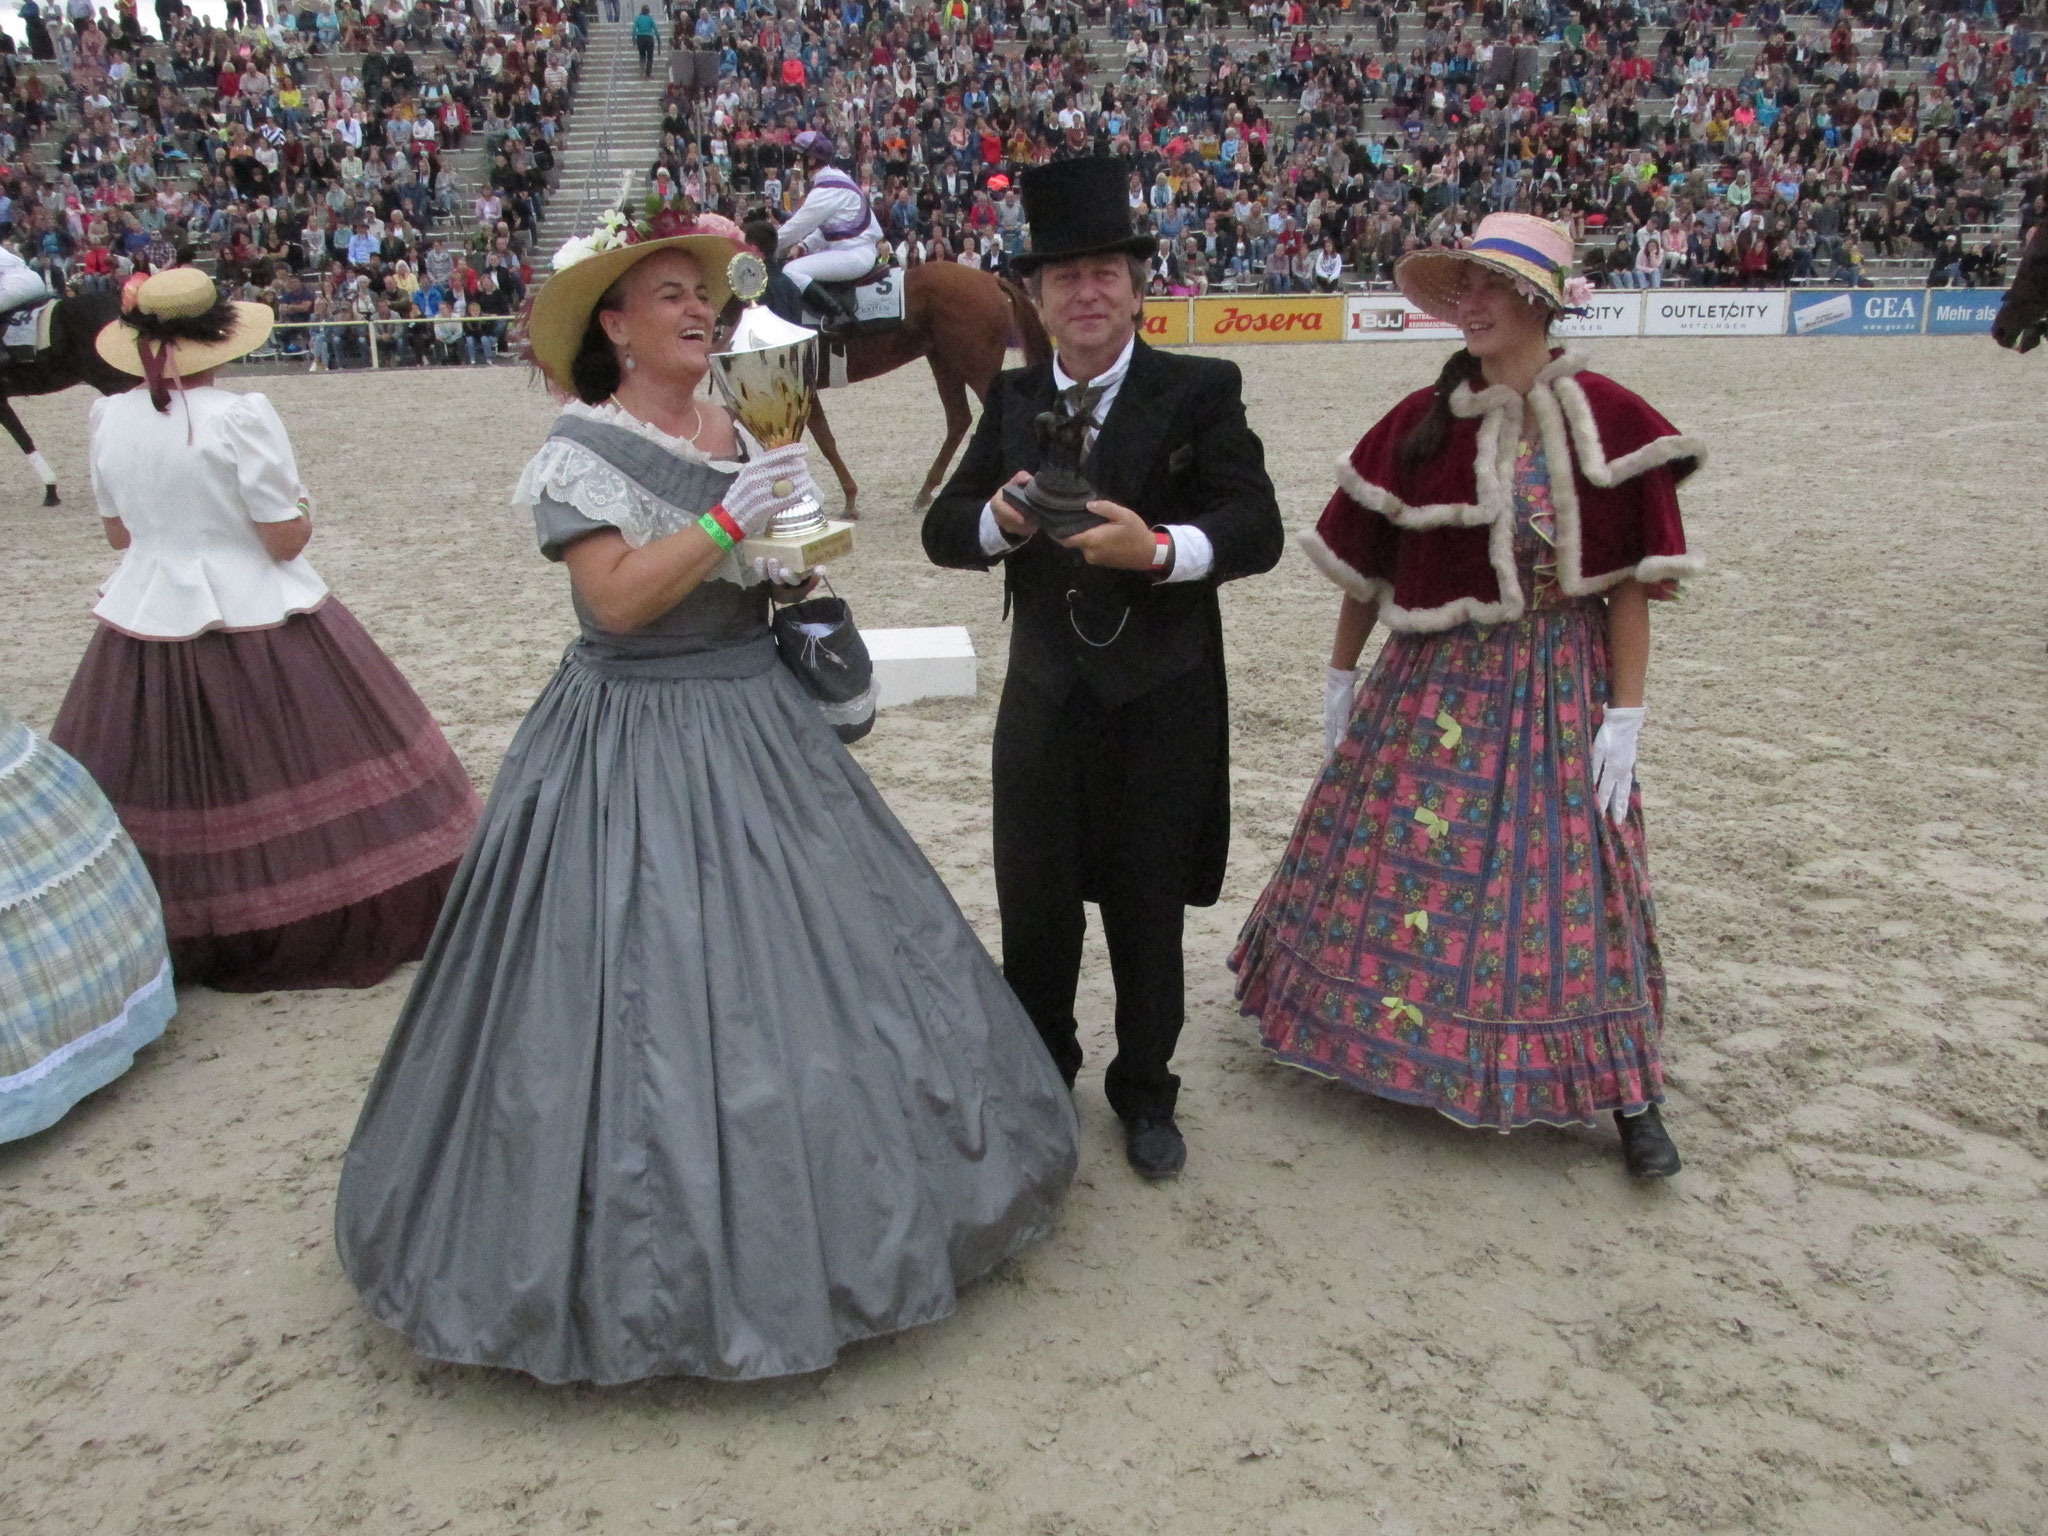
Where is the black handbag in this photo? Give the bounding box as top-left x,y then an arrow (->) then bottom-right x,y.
770,587 -> 877,744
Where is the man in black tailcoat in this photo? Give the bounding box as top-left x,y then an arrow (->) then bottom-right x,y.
922,158 -> 1283,1181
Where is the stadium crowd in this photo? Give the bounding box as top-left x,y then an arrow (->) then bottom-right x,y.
651,0 -> 2042,295
0,0 -> 581,366
0,0 -> 2037,372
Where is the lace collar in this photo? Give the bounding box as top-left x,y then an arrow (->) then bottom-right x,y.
560,397 -> 753,467
513,399 -> 764,586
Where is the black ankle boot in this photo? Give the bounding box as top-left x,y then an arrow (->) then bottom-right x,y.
1615,1104 -> 1682,1179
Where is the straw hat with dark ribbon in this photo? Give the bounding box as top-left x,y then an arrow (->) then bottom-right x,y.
96,267 -> 274,398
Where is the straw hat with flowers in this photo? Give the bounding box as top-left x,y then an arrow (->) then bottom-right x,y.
1394,213 -> 1594,322
525,204 -> 750,392
96,268 -> 274,388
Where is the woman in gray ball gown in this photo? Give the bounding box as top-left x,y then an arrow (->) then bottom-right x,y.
334,215 -> 1077,1386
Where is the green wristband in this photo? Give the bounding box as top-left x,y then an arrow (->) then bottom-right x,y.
698,509 -> 736,552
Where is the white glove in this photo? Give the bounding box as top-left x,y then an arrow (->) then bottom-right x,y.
720,443 -> 819,539
1323,665 -> 1357,757
752,555 -> 824,587
1590,705 -> 1645,826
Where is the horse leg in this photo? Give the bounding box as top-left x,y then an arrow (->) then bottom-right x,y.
914,363 -> 975,512
806,395 -> 859,521
0,397 -> 57,505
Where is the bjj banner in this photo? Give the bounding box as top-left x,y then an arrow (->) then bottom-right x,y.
1642,292 -> 1788,335
1141,298 -> 1192,346
1923,289 -> 2007,336
1343,294 -> 1465,342
1786,288 -> 1925,336
1555,292 -> 1645,338
1192,295 -> 1346,344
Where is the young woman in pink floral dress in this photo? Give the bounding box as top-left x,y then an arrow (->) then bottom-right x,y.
1230,215 -> 1706,1177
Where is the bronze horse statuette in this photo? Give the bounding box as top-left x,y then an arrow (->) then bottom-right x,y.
741,220 -> 1051,518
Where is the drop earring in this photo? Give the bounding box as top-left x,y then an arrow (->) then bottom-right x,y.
623,348 -> 637,372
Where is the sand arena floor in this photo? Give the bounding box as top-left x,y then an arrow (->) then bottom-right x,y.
3,338 -> 2045,1535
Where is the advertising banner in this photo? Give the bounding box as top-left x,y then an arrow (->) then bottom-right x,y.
1786,289 -> 1925,336
1192,295 -> 1346,344
1141,298 -> 1192,346
1642,293 -> 1788,336
1343,294 -> 1465,342
1555,292 -> 1644,338
1924,289 -> 2006,336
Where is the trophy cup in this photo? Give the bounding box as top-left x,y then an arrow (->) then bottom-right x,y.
709,251 -> 854,574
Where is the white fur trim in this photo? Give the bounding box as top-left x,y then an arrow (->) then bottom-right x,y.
1296,527 -> 1392,603
1527,382 -> 1594,598
1633,553 -> 1708,584
1551,374 -> 1708,487
1334,453 -> 1487,531
1449,378 -> 1520,418
1380,591 -> 1520,633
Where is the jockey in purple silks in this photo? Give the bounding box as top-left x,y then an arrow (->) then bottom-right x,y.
775,131 -> 881,332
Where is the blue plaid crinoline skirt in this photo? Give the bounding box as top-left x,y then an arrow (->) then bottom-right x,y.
1,704 -> 175,1143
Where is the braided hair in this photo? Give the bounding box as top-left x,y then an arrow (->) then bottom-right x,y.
1396,347 -> 1485,471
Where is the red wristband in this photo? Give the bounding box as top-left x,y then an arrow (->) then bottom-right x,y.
708,503 -> 746,545
1149,528 -> 1174,579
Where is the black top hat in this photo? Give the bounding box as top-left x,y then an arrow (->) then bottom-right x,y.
1013,158 -> 1156,274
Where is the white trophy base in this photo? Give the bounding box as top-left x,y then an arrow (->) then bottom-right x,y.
748,519 -> 855,574
864,626 -> 977,708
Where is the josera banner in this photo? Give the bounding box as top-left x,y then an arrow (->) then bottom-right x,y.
1924,289 -> 2007,335
1191,295 -> 1346,344
1786,288 -> 1924,335
1555,292 -> 1645,338
1343,294 -> 1465,341
1141,298 -> 1192,346
1643,292 -> 1788,335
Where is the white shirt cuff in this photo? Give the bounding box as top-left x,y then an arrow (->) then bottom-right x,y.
978,501 -> 1024,558
1159,524 -> 1214,583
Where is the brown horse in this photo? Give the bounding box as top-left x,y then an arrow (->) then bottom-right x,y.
743,221 -> 1051,516
1992,224 -> 2048,351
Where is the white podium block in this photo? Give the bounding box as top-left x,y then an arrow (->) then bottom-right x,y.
863,626 -> 977,709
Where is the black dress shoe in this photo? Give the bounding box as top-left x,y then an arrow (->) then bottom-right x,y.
1615,1104 -> 1682,1179
1124,1115 -> 1186,1181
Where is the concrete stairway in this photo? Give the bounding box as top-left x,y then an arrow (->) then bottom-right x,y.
534,17 -> 671,267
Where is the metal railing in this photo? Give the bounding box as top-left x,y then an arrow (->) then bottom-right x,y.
220,315 -> 517,371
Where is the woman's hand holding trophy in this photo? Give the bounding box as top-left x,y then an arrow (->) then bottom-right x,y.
710,250 -> 851,574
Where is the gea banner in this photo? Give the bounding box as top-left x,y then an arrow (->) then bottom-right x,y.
1924,289 -> 2005,335
1642,293 -> 1788,336
1343,294 -> 1464,341
1192,296 -> 1345,344
1787,289 -> 1924,335
1555,292 -> 1644,338
1141,298 -> 1192,346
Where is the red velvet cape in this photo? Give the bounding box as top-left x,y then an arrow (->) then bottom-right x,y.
1300,351 -> 1706,631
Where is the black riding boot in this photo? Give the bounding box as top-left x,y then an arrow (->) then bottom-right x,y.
805,282 -> 860,334
1615,1104 -> 1682,1179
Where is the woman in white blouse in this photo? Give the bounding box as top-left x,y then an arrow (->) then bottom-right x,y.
50,269 -> 479,992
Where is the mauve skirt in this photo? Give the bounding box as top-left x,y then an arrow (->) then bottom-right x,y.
50,598 -> 481,992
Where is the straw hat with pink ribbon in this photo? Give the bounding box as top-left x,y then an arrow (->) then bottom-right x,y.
1395,213 -> 1594,322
